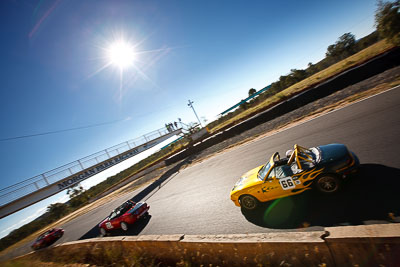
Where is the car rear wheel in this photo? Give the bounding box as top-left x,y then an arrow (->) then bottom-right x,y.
240,195 -> 258,210
315,174 -> 341,194
120,222 -> 128,231
100,228 -> 107,237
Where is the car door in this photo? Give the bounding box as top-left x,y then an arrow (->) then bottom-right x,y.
111,214 -> 122,228
262,165 -> 296,201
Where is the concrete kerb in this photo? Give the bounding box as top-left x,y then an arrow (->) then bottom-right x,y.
179,232 -> 332,266
8,224 -> 400,266
324,224 -> 400,266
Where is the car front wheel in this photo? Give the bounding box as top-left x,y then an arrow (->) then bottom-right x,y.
240,195 -> 258,210
100,228 -> 107,237
315,174 -> 341,194
120,222 -> 128,231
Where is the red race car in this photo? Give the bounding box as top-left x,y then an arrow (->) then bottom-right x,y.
98,200 -> 150,236
31,228 -> 64,250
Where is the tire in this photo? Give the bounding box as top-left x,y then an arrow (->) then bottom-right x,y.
120,222 -> 128,231
314,174 -> 341,194
239,195 -> 258,210
99,228 -> 107,237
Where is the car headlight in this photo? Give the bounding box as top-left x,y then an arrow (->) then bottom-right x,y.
232,177 -> 246,191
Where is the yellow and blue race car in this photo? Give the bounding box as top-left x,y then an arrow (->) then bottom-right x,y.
230,143 -> 359,210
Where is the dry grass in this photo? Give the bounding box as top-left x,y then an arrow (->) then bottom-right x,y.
210,40 -> 396,133
2,242 -> 164,267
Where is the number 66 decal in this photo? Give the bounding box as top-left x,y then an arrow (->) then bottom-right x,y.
279,177 -> 295,190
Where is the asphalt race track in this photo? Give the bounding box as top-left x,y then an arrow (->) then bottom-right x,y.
3,87 -> 400,261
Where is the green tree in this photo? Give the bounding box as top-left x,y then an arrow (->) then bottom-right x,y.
67,184 -> 89,208
375,0 -> 400,45
239,99 -> 248,110
289,68 -> 307,82
67,184 -> 84,198
326,33 -> 356,59
47,202 -> 69,219
306,62 -> 317,75
248,88 -> 257,96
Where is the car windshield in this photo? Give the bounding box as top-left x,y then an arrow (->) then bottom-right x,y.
257,162 -> 271,180
109,211 -> 117,220
108,201 -> 134,220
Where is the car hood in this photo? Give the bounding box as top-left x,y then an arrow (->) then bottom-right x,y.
318,143 -> 348,164
233,165 -> 263,191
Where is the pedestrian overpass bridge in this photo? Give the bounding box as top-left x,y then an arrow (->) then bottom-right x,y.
0,127 -> 182,219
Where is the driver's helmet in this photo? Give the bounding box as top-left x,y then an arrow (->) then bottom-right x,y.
286,149 -> 294,158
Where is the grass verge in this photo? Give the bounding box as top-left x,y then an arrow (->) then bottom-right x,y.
210,40 -> 396,133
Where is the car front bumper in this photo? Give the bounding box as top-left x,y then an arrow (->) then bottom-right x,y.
230,195 -> 240,207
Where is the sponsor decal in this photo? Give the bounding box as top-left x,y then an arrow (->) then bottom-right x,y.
261,186 -> 279,193
57,149 -> 139,189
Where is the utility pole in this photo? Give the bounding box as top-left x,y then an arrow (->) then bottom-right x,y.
187,100 -> 202,127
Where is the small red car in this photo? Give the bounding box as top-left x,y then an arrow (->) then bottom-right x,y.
98,200 -> 150,236
31,228 -> 64,250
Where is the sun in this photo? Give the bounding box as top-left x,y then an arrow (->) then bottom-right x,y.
107,40 -> 136,69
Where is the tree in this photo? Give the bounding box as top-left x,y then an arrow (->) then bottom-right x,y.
47,203 -> 69,219
239,99 -> 248,110
248,88 -> 257,96
67,184 -> 84,198
289,68 -> 307,82
306,62 -> 317,75
326,33 -> 356,59
67,184 -> 89,208
375,0 -> 400,45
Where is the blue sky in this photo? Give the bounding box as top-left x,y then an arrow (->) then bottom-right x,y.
0,0 -> 377,238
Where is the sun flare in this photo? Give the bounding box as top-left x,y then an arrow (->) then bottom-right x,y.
107,40 -> 136,69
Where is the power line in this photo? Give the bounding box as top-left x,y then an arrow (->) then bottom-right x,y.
0,119 -> 125,142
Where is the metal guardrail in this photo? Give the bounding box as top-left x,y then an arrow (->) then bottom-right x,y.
0,127 -> 176,207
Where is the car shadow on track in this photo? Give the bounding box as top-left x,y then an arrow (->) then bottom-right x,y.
241,164 -> 400,229
131,156 -> 194,203
79,215 -> 152,240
